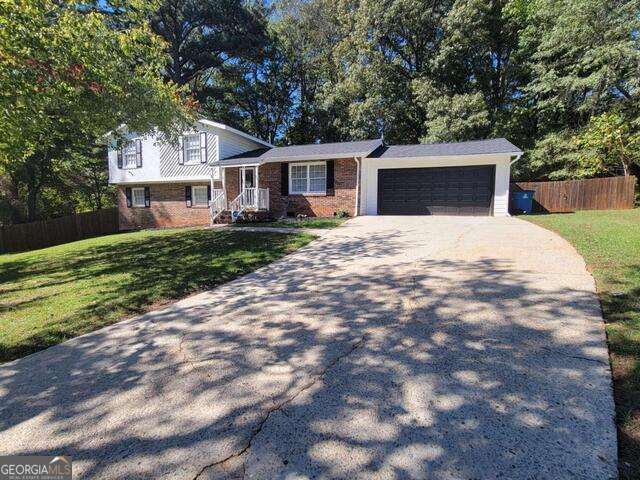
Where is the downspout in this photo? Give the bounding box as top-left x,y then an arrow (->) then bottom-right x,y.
507,153 -> 523,217
354,157 -> 361,217
209,166 -> 216,226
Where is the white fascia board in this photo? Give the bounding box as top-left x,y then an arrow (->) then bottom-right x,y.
218,163 -> 261,168
110,176 -> 213,185
198,119 -> 272,147
365,152 -> 519,163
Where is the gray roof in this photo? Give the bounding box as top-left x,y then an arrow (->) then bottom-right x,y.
212,137 -> 522,166
368,138 -> 522,158
214,139 -> 383,166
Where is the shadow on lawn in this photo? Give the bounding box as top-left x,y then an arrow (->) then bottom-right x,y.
0,229 -> 311,361
601,279 -> 640,480
0,225 -> 617,479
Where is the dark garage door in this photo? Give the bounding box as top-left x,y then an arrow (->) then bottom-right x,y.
377,165 -> 495,215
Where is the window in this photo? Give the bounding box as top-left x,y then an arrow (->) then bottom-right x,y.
123,142 -> 138,168
289,162 -> 326,195
132,187 -> 146,207
184,134 -> 201,164
192,185 -> 208,207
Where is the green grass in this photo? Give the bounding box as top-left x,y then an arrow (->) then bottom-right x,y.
0,227 -> 313,363
234,217 -> 348,229
525,209 -> 640,479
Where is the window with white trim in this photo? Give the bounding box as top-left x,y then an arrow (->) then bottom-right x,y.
131,187 -> 146,207
289,161 -> 326,195
123,142 -> 138,168
184,134 -> 201,164
192,185 -> 208,207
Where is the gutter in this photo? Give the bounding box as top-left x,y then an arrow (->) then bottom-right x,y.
354,157 -> 361,217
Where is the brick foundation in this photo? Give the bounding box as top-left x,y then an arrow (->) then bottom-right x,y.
224,158 -> 357,218
117,182 -> 221,230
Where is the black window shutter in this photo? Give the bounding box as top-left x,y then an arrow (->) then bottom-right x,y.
185,186 -> 192,207
136,139 -> 143,168
281,163 -> 289,196
207,184 -> 211,201
326,160 -> 335,190
144,187 -> 150,208
125,187 -> 132,207
117,149 -> 123,169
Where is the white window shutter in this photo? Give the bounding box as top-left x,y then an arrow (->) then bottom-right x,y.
178,135 -> 184,165
200,132 -> 207,163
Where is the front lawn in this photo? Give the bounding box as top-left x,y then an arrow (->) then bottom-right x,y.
0,228 -> 313,363
525,209 -> 640,479
235,217 -> 348,229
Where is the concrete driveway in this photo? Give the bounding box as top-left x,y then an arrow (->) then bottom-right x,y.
0,216 -> 617,479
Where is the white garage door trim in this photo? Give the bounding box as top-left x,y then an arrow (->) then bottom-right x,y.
360,153 -> 513,217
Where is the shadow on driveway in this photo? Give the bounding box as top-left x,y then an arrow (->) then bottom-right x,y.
0,217 -> 617,479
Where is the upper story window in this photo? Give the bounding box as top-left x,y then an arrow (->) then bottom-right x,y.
184,134 -> 201,164
123,142 -> 138,168
118,139 -> 142,169
289,161 -> 326,195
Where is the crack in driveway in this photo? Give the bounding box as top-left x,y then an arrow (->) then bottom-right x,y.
193,336 -> 367,480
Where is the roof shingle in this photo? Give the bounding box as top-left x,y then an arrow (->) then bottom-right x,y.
367,138 -> 522,158
214,139 -> 383,165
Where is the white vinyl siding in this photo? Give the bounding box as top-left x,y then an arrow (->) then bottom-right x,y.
184,134 -> 201,164
289,161 -> 326,195
123,142 -> 138,169
192,185 -> 208,207
131,187 -> 146,207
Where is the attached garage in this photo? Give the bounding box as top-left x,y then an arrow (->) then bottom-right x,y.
360,139 -> 522,217
377,165 -> 495,216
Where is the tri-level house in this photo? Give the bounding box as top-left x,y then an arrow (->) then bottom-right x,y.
108,118 -> 522,230
108,119 -> 271,229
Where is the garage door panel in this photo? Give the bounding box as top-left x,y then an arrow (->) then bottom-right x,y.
377,165 -> 495,216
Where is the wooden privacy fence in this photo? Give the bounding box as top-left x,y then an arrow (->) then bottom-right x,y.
511,176 -> 637,213
0,208 -> 119,254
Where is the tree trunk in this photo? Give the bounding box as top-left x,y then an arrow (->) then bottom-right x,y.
25,157 -> 43,222
26,187 -> 38,222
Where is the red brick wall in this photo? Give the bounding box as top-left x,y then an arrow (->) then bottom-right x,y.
252,158 -> 357,218
225,167 -> 240,201
117,182 -> 220,230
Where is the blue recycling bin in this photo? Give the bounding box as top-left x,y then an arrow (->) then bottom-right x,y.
510,190 -> 535,214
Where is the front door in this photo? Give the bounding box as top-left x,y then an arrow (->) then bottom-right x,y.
240,167 -> 256,191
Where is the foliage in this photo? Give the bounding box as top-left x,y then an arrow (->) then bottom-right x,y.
574,112 -> 640,178
0,227 -> 313,362
0,0 -> 191,221
150,0 -> 268,88
414,82 -> 491,143
204,29 -> 297,144
526,209 -> 640,480
517,0 -> 640,177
